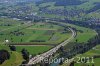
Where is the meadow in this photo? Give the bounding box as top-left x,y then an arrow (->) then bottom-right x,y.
66,23 -> 97,43
0,18 -> 98,66
0,45 -> 23,66
51,21 -> 97,43
0,18 -> 71,44
0,18 -> 71,66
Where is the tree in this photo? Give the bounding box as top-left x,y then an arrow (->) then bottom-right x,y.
0,50 -> 10,64
69,61 -> 74,66
92,64 -> 95,66
75,39 -> 78,42
59,46 -> 64,52
9,46 -> 16,51
21,39 -> 23,42
21,49 -> 29,61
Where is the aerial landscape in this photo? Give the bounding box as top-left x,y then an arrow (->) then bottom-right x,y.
0,0 -> 100,66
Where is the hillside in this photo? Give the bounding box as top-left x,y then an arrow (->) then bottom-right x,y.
37,0 -> 86,6
36,0 -> 100,23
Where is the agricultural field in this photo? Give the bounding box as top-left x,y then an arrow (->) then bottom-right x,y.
0,15 -> 98,66
0,18 -> 71,44
16,46 -> 52,55
0,18 -> 72,66
66,23 -> 97,43
0,0 -> 100,66
52,22 -> 97,43
54,22 -> 98,66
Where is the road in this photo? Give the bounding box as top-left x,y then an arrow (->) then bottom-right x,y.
27,27 -> 76,65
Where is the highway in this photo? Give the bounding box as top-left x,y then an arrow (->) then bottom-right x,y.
27,27 -> 76,65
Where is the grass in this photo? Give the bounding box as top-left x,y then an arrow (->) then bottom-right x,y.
66,23 -> 97,43
0,51 -> 24,66
0,45 -> 24,66
0,18 -> 71,45
39,2 -> 55,8
16,46 -> 52,55
39,0 -> 100,11
38,13 -> 65,19
0,18 -> 72,66
0,45 -> 10,50
0,45 -> 52,66
51,22 -> 97,43
50,22 -> 97,66
86,11 -> 100,18
49,33 -> 71,44
0,18 -> 97,66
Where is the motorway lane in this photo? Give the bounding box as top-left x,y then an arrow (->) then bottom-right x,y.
27,27 -> 76,65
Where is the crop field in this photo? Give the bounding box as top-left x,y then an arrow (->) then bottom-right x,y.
16,46 -> 52,55
68,24 -> 97,43
0,18 -> 72,66
0,18 -> 71,45
51,22 -> 97,43
0,0 -> 100,66
62,23 -> 97,43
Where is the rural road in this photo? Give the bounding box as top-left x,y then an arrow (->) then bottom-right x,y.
27,27 -> 76,65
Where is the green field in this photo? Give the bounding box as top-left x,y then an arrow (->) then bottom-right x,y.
0,51 -> 24,66
0,18 -> 98,66
51,22 -> 98,66
0,0 -> 100,66
0,20 -> 97,66
0,18 -> 71,44
0,45 -> 24,66
0,45 -> 53,66
0,18 -> 72,66
51,22 -> 97,43
66,23 -> 97,43
16,46 -> 52,55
